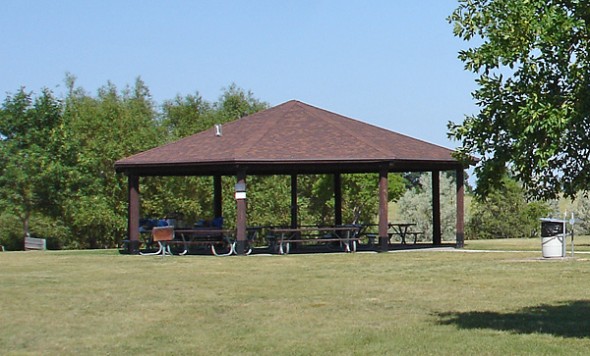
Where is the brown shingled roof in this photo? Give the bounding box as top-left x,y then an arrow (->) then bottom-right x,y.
115,100 -> 463,176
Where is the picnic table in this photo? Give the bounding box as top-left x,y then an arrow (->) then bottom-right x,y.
173,228 -> 235,256
269,225 -> 361,255
388,223 -> 416,245
361,223 -> 424,246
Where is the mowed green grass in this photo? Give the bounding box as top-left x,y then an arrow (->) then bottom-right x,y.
1,247 -> 590,355
465,235 -> 590,252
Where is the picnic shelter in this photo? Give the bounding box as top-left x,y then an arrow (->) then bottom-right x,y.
114,100 -> 470,254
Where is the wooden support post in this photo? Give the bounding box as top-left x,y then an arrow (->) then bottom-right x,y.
128,174 -> 140,254
456,168 -> 465,248
235,170 -> 247,255
432,170 -> 442,245
378,168 -> 389,252
291,174 -> 298,229
213,175 -> 222,219
334,173 -> 342,226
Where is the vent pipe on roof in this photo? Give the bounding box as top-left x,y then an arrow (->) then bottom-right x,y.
215,124 -> 222,137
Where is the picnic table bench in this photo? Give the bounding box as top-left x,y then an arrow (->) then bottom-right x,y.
24,236 -> 47,251
404,231 -> 425,244
268,226 -> 361,255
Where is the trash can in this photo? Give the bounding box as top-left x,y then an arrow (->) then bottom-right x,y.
540,218 -> 566,258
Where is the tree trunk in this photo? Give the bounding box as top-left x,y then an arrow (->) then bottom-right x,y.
22,211 -> 30,250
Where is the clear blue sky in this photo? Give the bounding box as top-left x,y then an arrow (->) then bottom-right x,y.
1,1 -> 477,151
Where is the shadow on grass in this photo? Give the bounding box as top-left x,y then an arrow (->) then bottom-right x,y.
437,300 -> 590,338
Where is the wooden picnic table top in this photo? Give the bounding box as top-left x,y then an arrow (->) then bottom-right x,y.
174,228 -> 235,235
355,222 -> 416,228
388,222 -> 415,227
270,226 -> 360,234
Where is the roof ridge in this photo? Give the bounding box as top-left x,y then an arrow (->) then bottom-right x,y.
306,104 -> 396,158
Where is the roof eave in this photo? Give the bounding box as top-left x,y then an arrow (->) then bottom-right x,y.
115,158 -> 465,177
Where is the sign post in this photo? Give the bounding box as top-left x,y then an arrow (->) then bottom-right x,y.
569,212 -> 575,257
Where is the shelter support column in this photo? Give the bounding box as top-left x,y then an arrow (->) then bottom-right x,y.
128,174 -> 140,254
334,173 -> 342,226
213,175 -> 222,219
291,174 -> 298,228
378,167 -> 389,252
456,168 -> 465,248
432,170 -> 442,245
235,170 -> 247,255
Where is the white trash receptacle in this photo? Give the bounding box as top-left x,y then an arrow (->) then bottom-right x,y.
540,219 -> 566,258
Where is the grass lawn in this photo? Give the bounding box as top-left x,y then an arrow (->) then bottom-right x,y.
465,234 -> 590,252
1,247 -> 590,355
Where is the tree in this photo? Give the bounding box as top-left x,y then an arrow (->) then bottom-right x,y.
214,83 -> 268,121
297,173 -> 406,226
161,93 -> 214,140
397,172 -> 458,241
247,175 -> 299,228
341,173 -> 406,224
448,1 -> 590,199
467,175 -> 550,239
0,88 -> 68,245
63,77 -> 161,248
566,195 -> 590,235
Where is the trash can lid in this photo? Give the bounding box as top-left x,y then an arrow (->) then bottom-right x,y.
540,218 -> 566,223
